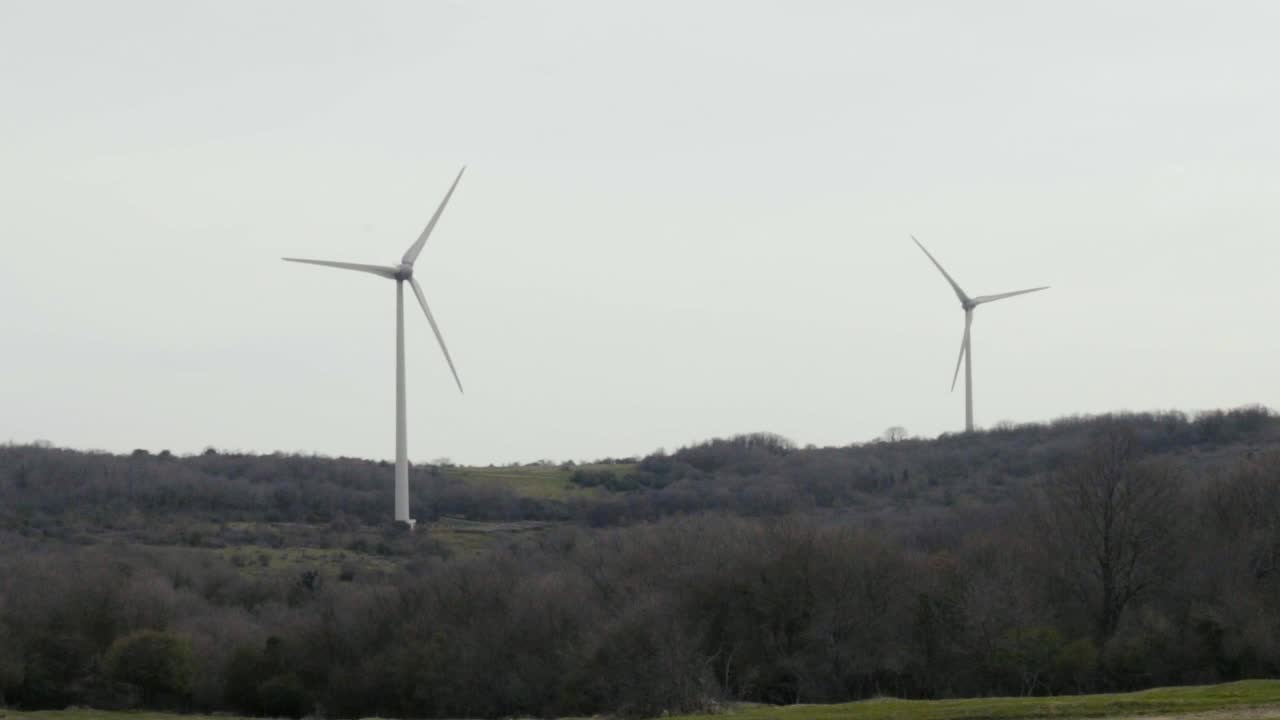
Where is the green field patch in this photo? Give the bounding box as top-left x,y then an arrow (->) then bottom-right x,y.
663,680 -> 1280,720
427,516 -> 559,555
433,516 -> 556,533
428,526 -> 497,554
449,463 -> 635,500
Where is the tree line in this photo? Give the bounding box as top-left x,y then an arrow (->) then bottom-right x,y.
0,407 -> 1278,717
4,407 -> 1273,534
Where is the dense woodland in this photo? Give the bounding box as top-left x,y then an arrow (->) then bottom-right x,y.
1,406 -> 1279,717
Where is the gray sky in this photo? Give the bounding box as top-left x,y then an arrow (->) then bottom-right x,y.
2,1 -> 1277,465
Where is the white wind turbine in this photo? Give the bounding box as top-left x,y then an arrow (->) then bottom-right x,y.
285,168 -> 466,528
911,235 -> 1048,433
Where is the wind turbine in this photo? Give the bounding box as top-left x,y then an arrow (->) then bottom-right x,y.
285,168 -> 466,528
911,235 -> 1048,433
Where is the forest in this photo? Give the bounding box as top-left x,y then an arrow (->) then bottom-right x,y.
1,406 -> 1278,718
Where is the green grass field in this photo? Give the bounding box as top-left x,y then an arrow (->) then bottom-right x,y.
665,680 -> 1280,720
428,515 -> 558,554
5,681 -> 1279,720
450,462 -> 635,500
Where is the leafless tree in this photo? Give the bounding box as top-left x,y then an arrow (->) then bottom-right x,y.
1042,426 -> 1182,642
881,426 -> 909,443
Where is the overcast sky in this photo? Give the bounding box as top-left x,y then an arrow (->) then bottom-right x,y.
2,1 -> 1277,465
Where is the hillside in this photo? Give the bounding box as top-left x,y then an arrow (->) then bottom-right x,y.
1,406 -> 1278,718
2,406 -> 1274,538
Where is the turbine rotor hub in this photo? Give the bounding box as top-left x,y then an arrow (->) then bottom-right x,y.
395,263 -> 414,281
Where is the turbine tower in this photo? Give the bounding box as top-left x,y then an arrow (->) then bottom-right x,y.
285,168 -> 466,528
911,235 -> 1048,433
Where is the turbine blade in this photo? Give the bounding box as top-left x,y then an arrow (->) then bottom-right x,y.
409,278 -> 464,393
911,235 -> 970,305
282,258 -> 397,279
971,286 -> 1050,305
402,166 -> 466,266
950,315 -> 971,392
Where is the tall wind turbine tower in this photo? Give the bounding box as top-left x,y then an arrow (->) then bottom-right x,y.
911,235 -> 1048,433
285,168 -> 467,528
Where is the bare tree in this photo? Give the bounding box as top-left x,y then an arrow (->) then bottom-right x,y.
881,426 -> 909,443
1042,426 -> 1181,642
1206,451 -> 1280,583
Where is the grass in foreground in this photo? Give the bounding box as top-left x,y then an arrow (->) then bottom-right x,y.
664,680 -> 1280,720
7,680 -> 1277,720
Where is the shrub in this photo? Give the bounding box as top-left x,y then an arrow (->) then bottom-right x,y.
223,645 -> 264,713
257,673 -> 313,718
103,630 -> 194,704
